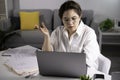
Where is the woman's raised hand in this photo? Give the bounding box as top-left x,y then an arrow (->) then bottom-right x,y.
34,22 -> 50,36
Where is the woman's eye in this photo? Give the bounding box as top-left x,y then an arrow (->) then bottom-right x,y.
64,18 -> 69,21
63,17 -> 78,22
72,17 -> 77,21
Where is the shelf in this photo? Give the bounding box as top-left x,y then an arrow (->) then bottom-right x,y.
102,32 -> 120,35
101,30 -> 120,45
102,43 -> 120,45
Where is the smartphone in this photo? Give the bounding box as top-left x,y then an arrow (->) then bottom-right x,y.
93,74 -> 104,80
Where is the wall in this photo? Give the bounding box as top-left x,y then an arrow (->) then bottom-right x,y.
6,0 -> 13,18
0,0 -> 6,14
0,0 -> 13,18
74,0 -> 120,22
20,0 -> 66,10
19,0 -> 120,22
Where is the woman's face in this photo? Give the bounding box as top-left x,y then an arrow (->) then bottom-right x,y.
62,9 -> 81,34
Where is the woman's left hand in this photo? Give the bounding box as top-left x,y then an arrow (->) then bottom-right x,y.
34,22 -> 50,37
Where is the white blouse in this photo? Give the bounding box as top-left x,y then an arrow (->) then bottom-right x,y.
50,21 -> 101,70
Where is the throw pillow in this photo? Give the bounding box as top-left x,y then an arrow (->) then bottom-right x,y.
10,16 -> 20,30
20,11 -> 39,30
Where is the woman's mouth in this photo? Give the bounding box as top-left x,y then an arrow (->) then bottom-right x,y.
68,26 -> 74,28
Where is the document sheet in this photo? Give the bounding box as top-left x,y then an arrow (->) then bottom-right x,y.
3,45 -> 39,76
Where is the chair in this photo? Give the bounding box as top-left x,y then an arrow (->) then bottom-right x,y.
98,54 -> 111,74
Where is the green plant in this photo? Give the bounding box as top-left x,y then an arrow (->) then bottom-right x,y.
99,18 -> 114,31
80,75 -> 92,80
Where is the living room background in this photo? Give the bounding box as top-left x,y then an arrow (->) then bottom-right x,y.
19,0 -> 120,22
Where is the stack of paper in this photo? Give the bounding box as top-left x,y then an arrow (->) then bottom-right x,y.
4,45 -> 39,76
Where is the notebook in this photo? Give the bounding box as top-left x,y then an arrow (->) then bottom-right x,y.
36,51 -> 87,78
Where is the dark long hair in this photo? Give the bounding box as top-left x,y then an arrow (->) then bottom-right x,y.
59,1 -> 82,19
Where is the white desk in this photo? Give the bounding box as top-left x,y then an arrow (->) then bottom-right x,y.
0,51 -> 111,80
0,50 -> 81,80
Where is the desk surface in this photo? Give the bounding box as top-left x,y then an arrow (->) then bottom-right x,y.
0,50 -> 111,80
0,51 -> 80,80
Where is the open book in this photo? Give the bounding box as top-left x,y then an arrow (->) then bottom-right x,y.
4,45 -> 40,76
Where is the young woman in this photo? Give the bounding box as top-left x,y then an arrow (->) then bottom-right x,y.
35,0 -> 110,78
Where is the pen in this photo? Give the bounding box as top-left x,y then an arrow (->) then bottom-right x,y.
25,74 -> 31,78
25,72 -> 38,78
1,54 -> 11,57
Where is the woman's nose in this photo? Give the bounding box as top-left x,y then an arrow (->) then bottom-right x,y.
67,19 -> 74,25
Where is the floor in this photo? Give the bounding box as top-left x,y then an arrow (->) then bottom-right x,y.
101,45 -> 120,74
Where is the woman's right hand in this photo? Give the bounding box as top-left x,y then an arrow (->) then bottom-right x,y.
34,22 -> 50,37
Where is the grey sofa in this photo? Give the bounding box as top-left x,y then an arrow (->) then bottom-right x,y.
3,9 -> 101,50
3,9 -> 53,49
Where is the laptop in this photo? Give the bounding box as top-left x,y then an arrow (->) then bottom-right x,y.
36,50 -> 87,78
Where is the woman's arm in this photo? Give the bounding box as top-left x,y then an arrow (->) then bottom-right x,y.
83,29 -> 100,69
42,34 -> 53,51
35,22 -> 53,51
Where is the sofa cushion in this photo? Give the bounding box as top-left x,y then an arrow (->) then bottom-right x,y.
39,14 -> 46,26
4,30 -> 44,49
10,15 -> 46,30
20,11 -> 39,30
82,10 -> 93,26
